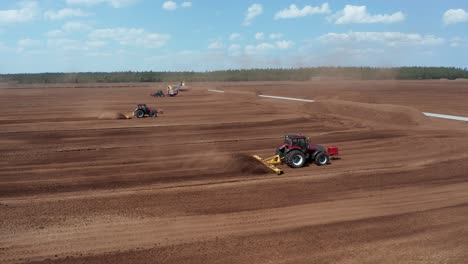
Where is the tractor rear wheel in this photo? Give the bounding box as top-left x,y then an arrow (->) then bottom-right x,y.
135,109 -> 145,118
285,150 -> 306,168
314,152 -> 329,166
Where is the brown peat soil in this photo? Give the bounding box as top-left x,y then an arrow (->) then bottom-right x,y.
1,80 -> 468,264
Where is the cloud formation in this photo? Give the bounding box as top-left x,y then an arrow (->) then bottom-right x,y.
443,9 -> 468,25
255,32 -> 265,40
208,41 -> 224,49
330,5 -> 405,24
229,33 -> 241,41
162,1 -> 192,11
0,1 -> 39,25
44,8 -> 91,20
89,27 -> 170,48
276,40 -> 294,49
243,4 -> 263,26
17,38 -> 42,52
319,32 -> 444,46
269,33 -> 283,40
275,3 -> 331,19
63,21 -> 91,31
66,0 -> 138,8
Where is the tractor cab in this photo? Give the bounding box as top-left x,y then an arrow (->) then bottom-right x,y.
283,134 -> 308,152
137,104 -> 149,111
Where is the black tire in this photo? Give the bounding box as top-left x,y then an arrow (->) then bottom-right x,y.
285,150 -> 306,168
314,152 -> 329,166
150,110 -> 157,118
135,109 -> 145,118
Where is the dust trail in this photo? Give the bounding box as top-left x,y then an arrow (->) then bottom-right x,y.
224,153 -> 271,175
98,112 -> 132,120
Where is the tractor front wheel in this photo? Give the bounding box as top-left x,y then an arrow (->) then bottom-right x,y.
135,109 -> 145,118
150,110 -> 157,118
285,150 -> 306,168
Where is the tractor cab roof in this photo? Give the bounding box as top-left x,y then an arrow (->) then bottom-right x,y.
285,134 -> 306,139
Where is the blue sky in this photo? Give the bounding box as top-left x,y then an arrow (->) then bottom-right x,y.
0,0 -> 467,73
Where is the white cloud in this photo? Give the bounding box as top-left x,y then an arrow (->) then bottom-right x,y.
208,41 -> 224,49
47,38 -> 83,50
46,29 -> 65,38
276,40 -> 294,49
86,51 -> 112,56
89,28 -> 170,48
177,50 -> 195,56
319,32 -> 445,46
443,9 -> 468,25
162,1 -> 191,10
229,33 -> 241,41
46,21 -> 91,38
274,3 -> 331,19
228,44 -> 241,56
44,8 -> 91,20
331,5 -> 405,24
245,42 -> 275,54
63,21 -> 91,31
449,37 -> 464,47
330,47 -> 385,59
17,38 -> 42,52
229,44 -> 241,51
65,0 -> 137,8
269,33 -> 283,40
243,3 -> 262,26
86,40 -> 107,48
0,1 -> 39,25
255,32 -> 264,40
162,1 -> 177,10
46,38 -> 107,52
181,2 -> 192,8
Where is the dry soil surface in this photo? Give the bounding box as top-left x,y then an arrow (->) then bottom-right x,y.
1,80 -> 468,264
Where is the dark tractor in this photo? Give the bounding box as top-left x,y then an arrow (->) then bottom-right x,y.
133,104 -> 160,118
150,90 -> 165,97
275,134 -> 339,168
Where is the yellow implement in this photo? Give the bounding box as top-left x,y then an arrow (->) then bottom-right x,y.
252,154 -> 283,175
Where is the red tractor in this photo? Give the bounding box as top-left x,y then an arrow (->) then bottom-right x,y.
133,104 -> 161,118
253,134 -> 339,175
276,134 -> 339,168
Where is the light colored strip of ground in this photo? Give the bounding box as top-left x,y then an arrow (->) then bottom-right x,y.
423,112 -> 468,122
207,90 -> 468,122
258,94 -> 315,102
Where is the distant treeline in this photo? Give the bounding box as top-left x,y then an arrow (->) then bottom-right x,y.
1,67 -> 467,84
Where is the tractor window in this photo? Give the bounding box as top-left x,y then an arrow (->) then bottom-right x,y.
293,138 -> 307,149
284,137 -> 292,145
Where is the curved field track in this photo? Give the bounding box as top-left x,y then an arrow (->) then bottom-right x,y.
1,81 -> 468,264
